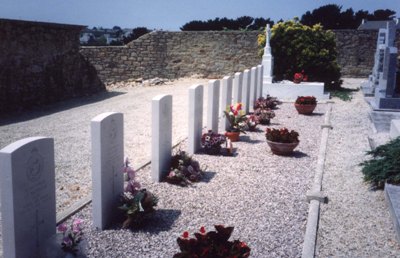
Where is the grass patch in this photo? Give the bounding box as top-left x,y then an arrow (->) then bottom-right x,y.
329,87 -> 359,101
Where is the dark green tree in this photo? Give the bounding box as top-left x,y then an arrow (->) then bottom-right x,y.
123,27 -> 152,44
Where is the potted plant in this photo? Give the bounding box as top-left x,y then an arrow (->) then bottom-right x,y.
265,128 -> 299,155
166,150 -> 203,186
201,130 -> 226,155
43,219 -> 87,258
254,108 -> 275,125
245,114 -> 259,131
173,225 -> 251,258
254,95 -> 280,110
293,70 -> 308,84
223,103 -> 247,142
119,158 -> 158,228
294,96 -> 317,115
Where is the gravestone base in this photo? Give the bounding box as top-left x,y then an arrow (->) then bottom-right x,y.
390,119 -> 400,139
263,82 -> 329,101
369,96 -> 400,110
360,81 -> 375,96
367,101 -> 400,132
385,183 -> 400,243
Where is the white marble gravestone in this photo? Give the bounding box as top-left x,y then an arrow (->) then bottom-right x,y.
188,84 -> 204,155
151,95 -> 172,182
0,137 -> 56,258
257,65 -> 264,98
249,67 -> 258,112
233,72 -> 243,104
91,112 -> 124,230
207,80 -> 220,133
242,69 -> 251,114
220,76 -> 233,132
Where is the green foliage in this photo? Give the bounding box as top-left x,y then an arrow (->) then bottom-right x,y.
259,19 -> 342,90
360,137 -> 400,189
329,87 -> 359,101
301,4 -> 396,29
180,16 -> 274,31
123,27 -> 152,44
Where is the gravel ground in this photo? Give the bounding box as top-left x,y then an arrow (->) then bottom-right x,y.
1,78 -> 400,257
68,101 -> 326,257
316,78 -> 400,257
0,78 -> 210,213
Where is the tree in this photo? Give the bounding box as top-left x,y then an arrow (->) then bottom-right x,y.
301,5 -> 396,29
180,16 -> 274,31
123,27 -> 152,44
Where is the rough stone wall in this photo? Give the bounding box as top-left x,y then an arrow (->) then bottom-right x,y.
80,31 -> 261,84
0,19 -> 104,115
334,30 -> 400,77
81,30 -> 400,83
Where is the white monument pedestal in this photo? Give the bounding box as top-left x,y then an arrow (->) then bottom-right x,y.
263,82 -> 329,101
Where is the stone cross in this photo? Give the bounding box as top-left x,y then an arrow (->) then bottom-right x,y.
262,24 -> 274,84
0,137 -> 56,258
151,94 -> 172,182
207,80 -> 220,133
188,84 -> 204,155
91,112 -> 124,230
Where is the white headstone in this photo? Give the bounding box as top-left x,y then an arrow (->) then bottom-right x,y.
262,24 -> 274,84
152,95 -> 172,182
242,69 -> 251,114
257,65 -> 264,97
249,67 -> 258,112
0,137 -> 56,258
233,72 -> 243,104
220,76 -> 233,132
188,84 -> 204,155
91,112 -> 124,230
207,80 -> 220,133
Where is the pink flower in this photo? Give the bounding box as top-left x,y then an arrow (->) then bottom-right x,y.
57,223 -> 68,233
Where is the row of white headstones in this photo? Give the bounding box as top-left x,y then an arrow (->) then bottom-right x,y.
0,65 -> 265,257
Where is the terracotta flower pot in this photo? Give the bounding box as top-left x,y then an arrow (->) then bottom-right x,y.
295,103 -> 316,115
225,131 -> 240,142
266,140 -> 299,155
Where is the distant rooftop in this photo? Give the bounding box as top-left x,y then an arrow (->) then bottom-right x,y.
358,18 -> 400,30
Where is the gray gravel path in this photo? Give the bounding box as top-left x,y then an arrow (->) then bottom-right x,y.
0,78 -> 209,212
1,78 -> 400,257
316,78 -> 400,257
69,101 -> 326,257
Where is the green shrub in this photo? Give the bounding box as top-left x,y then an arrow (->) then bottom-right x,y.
360,137 -> 400,189
258,19 -> 342,90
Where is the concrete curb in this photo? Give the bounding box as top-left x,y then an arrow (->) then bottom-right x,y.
301,103 -> 333,258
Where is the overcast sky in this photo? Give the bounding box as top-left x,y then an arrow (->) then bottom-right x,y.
1,0 -> 398,30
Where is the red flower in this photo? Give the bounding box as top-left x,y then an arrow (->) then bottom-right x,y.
200,226 -> 206,234
182,231 -> 189,238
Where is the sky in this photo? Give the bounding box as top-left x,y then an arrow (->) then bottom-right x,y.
1,0 -> 399,30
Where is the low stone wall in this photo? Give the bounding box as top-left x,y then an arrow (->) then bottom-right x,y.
81,30 -> 400,84
0,19 -> 104,114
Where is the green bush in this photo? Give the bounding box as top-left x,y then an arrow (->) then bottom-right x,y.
360,137 -> 400,189
258,19 -> 342,90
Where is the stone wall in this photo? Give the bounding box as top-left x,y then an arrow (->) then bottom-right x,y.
81,30 -> 400,84
0,19 -> 104,115
334,30 -> 400,77
80,31 -> 261,84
